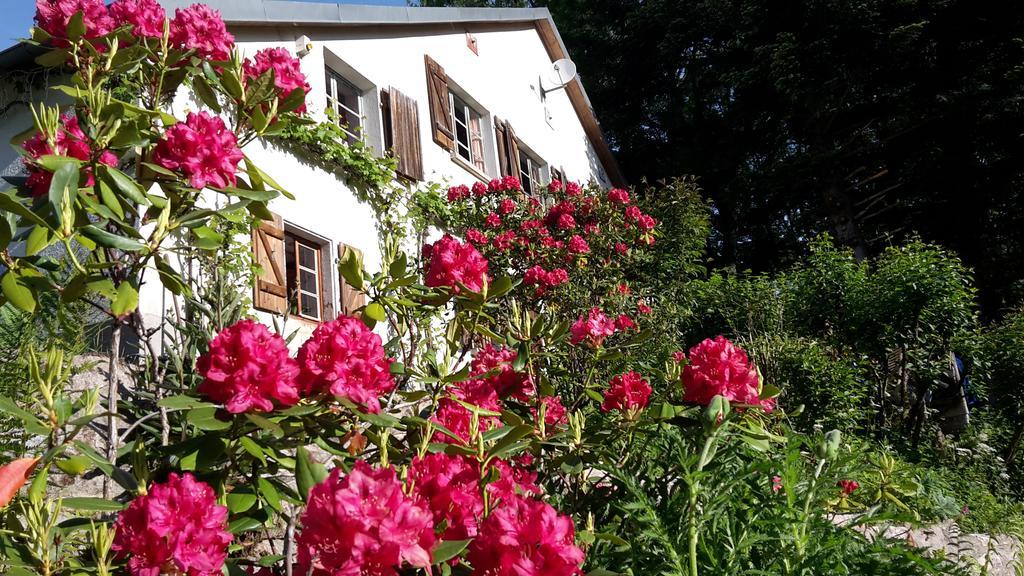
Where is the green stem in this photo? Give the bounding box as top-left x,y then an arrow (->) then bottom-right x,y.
794,458 -> 827,561
688,429 -> 719,576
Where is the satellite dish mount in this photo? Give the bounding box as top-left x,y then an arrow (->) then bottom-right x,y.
540,58 -> 577,99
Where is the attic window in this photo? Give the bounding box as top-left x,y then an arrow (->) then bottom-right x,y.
326,67 -> 362,145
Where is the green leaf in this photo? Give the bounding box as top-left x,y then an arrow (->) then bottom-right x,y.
1,269 -> 39,313
220,186 -> 278,201
486,425 -> 534,460
245,413 -> 284,438
55,455 -> 90,476
48,161 -> 79,221
192,77 -> 222,113
226,488 -> 257,513
110,282 -> 139,316
80,225 -> 146,252
0,189 -> 49,228
35,48 -> 69,68
97,179 -> 125,220
431,539 -> 471,564
258,477 -> 282,511
364,302 -> 386,322
295,446 -> 327,503
187,407 -> 231,431
61,497 -> 126,512
99,165 -> 148,205
228,516 -> 263,534
66,10 -> 85,41
239,437 -> 266,465
157,395 -> 213,410
338,245 -> 364,290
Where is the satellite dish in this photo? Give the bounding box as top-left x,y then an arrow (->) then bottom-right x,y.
541,58 -> 577,97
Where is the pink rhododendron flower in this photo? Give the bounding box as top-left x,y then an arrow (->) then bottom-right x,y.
485,212 -> 502,228
22,114 -> 117,197
570,307 -> 616,347
501,175 -> 521,191
448,184 -> 470,201
492,230 -> 517,252
112,473 -> 232,576
681,336 -> 772,411
557,213 -> 577,230
424,234 -> 490,294
615,314 -> 637,332
487,458 -> 541,503
615,242 -> 629,255
488,178 -> 502,193
196,319 -> 299,413
243,47 -> 311,114
468,343 -> 534,400
637,301 -> 653,315
837,479 -> 860,496
408,454 -> 483,540
34,0 -> 114,46
637,213 -> 657,231
772,475 -> 784,494
532,395 -> 568,427
465,228 -> 487,245
624,205 -> 642,222
109,0 -> 165,39
170,4 -> 234,61
607,188 -> 630,204
602,371 -> 652,414
583,222 -> 601,236
152,111 -> 243,189
296,316 -> 395,413
617,282 -> 631,295
568,235 -> 590,254
297,463 -> 435,576
498,198 -> 517,215
431,396 -> 501,445
472,181 -> 488,196
467,494 -> 585,576
548,179 -> 563,193
565,181 -> 582,196
672,350 -> 687,363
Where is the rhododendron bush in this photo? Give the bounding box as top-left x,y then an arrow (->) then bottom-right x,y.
0,3 -> 961,576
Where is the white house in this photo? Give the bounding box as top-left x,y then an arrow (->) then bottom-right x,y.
0,0 -> 624,341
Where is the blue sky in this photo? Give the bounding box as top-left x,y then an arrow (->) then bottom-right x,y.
1,0 -> 408,51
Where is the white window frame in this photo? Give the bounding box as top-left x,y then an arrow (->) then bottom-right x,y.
448,91 -> 490,177
518,144 -> 546,195
326,67 -> 363,144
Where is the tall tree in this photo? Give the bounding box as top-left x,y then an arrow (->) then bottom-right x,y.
420,0 -> 1024,316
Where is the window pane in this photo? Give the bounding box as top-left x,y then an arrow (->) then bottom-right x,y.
300,294 -> 320,319
327,69 -> 362,141
298,244 -> 317,269
300,270 -> 318,293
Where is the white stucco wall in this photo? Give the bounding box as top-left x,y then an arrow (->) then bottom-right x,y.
3,19 -> 613,346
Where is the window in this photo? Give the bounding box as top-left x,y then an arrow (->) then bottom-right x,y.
518,148 -> 545,195
449,92 -> 487,174
326,67 -> 362,145
285,233 -> 324,321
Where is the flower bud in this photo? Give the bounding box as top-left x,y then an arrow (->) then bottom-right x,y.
703,395 -> 730,431
815,429 -> 842,459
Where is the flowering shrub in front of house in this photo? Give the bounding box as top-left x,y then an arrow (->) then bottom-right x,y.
0,2 -> 965,576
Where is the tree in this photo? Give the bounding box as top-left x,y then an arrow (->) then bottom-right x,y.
523,0 -> 1024,316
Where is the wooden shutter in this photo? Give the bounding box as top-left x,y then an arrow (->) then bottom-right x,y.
385,87 -> 423,181
494,118 -> 522,178
252,213 -> 287,314
425,55 -> 454,151
338,243 -> 367,315
506,122 -> 522,179
495,118 -> 509,176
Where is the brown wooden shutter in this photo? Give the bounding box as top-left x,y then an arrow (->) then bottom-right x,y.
385,87 -> 423,181
424,55 -> 454,151
338,243 -> 367,315
494,117 -> 509,176
506,122 -> 522,179
252,213 -> 287,314
494,118 -> 522,178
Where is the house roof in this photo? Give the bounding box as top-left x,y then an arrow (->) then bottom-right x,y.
0,1 -> 624,185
